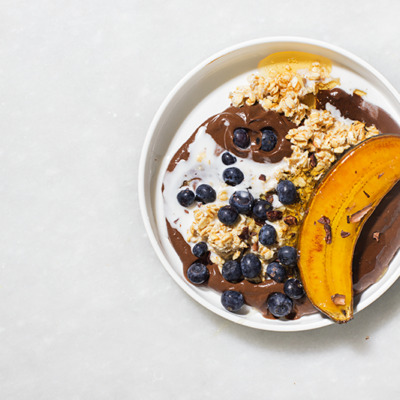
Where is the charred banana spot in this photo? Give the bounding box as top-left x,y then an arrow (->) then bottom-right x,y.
363,190 -> 370,198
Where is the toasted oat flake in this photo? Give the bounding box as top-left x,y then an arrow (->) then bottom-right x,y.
218,191 -> 228,201
188,203 -> 288,270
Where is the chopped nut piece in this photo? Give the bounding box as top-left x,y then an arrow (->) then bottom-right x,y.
318,216 -> 332,244
251,242 -> 259,252
266,210 -> 283,222
259,174 -> 266,181
284,216 -> 298,226
349,204 -> 373,223
238,227 -> 250,241
340,230 -> 350,238
363,190 -> 370,198
309,153 -> 317,168
331,294 -> 346,305
373,232 -> 380,242
318,215 -> 330,224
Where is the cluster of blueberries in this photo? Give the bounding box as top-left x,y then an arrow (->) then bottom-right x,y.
233,126 -> 278,153
175,127 -> 304,319
187,242 -> 304,318
177,126 -> 296,209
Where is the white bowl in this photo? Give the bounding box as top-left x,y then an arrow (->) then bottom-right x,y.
138,37 -> 400,331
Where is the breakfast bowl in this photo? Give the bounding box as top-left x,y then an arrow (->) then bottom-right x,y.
138,37 -> 400,331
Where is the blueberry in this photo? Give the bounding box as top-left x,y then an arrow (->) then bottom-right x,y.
233,128 -> 250,149
241,253 -> 261,279
266,262 -> 287,283
260,128 -> 278,152
223,167 -> 244,186
195,184 -> 216,204
252,199 -> 272,220
278,246 -> 298,267
267,292 -> 293,318
258,224 -> 277,246
222,260 -> 242,282
284,278 -> 305,300
221,290 -> 244,312
192,242 -> 208,258
276,180 -> 297,205
177,188 -> 195,207
187,262 -> 209,284
222,152 -> 237,165
218,205 -> 239,226
229,190 -> 254,214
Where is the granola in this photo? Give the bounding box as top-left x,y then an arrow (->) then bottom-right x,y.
188,203 -> 288,267
229,63 -> 330,124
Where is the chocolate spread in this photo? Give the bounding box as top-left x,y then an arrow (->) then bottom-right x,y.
203,104 -> 294,163
317,88 -> 400,133
165,89 -> 400,320
167,103 -> 294,173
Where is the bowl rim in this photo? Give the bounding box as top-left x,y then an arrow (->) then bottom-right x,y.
138,36 -> 400,332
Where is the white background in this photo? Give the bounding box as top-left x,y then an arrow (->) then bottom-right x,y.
1,0 -> 400,399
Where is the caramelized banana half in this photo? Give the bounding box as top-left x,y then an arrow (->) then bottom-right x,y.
298,135 -> 400,323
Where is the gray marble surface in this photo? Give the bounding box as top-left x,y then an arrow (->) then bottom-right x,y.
1,0 -> 400,398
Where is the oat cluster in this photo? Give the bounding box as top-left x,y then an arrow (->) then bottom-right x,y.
286,109 -> 379,178
229,63 -> 330,124
187,204 -> 288,269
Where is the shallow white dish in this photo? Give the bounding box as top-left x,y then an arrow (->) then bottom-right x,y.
139,37 -> 400,331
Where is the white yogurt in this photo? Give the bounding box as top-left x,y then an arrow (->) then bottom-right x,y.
163,125 -> 288,243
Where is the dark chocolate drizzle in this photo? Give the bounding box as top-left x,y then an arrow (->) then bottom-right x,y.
165,88 -> 400,320
353,181 -> 400,294
317,88 -> 400,133
205,103 -> 295,163
166,103 -> 294,173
